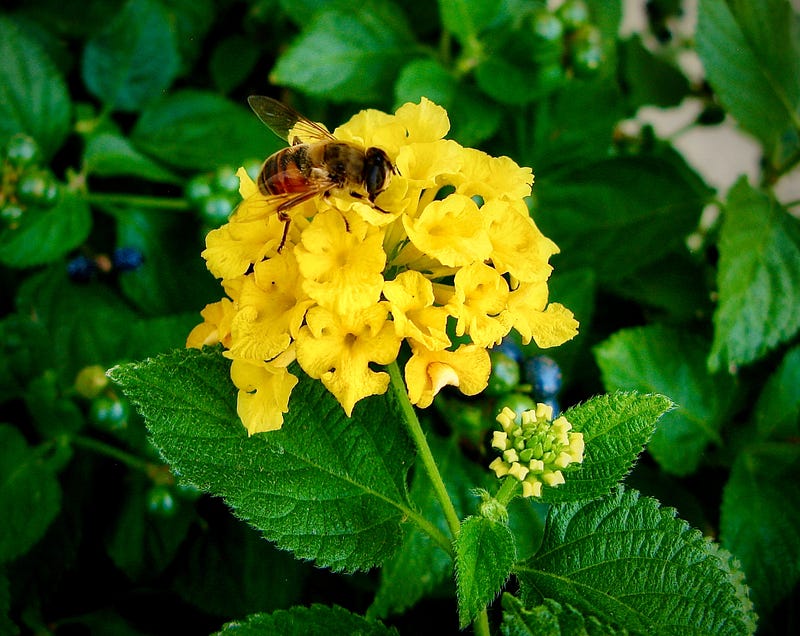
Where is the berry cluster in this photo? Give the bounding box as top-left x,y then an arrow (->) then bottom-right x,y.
185,159 -> 262,233
0,134 -> 60,230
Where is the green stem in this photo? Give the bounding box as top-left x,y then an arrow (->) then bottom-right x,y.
474,609 -> 491,636
388,362 -> 462,539
86,192 -> 191,211
495,475 -> 520,506
71,434 -> 153,472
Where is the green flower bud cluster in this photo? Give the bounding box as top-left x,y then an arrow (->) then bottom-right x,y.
528,0 -> 605,81
186,159 -> 262,232
489,403 -> 584,498
1,133 -> 61,230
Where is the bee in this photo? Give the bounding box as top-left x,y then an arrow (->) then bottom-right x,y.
247,96 -> 396,251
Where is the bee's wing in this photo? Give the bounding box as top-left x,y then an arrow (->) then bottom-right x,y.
248,96 -> 335,145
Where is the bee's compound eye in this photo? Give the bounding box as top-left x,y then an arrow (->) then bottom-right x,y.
364,148 -> 391,200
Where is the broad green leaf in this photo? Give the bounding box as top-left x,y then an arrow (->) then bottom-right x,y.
437,0 -> 500,43
105,474 -> 195,581
517,486 -> 757,635
709,178 -> 800,371
607,252 -> 713,323
81,0 -> 180,112
537,392 -> 672,504
215,605 -> 398,635
533,157 -> 710,281
500,593 -> 626,636
697,0 -> 800,151
13,0 -> 126,38
174,514 -> 306,617
271,0 -> 415,104
455,515 -> 516,628
108,348 -> 415,572
14,268 -> 139,381
0,15 -> 70,159
112,208 -> 220,315
721,445 -> 800,613
754,345 -> 800,439
394,58 -> 456,113
0,189 -> 91,269
83,131 -> 180,183
277,0 -> 332,25
24,372 -> 85,438
620,35 -> 690,109
595,325 -> 736,476
0,315 -> 49,403
161,0 -> 215,74
0,426 -> 62,563
131,90 -> 281,171
370,433 -> 484,619
475,53 -> 566,106
528,77 -> 624,170
210,35 -> 260,95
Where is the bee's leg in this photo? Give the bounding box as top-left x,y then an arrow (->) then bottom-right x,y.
322,191 -> 351,233
276,211 -> 291,253
349,191 -> 390,214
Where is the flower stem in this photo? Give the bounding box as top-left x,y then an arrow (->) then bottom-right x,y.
71,434 -> 153,472
86,192 -> 191,211
388,362 -> 462,539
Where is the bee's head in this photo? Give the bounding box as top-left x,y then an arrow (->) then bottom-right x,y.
364,147 -> 395,201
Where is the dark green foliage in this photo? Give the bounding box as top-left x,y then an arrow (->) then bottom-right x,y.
1,0 -> 797,633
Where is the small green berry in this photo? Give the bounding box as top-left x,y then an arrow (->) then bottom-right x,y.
5,133 -> 41,167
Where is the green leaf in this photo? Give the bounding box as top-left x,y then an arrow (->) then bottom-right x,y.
607,252 -> 714,324
131,90 -> 282,171
174,515 -> 306,617
595,325 -> 737,476
215,605 -> 398,635
455,515 -> 516,628
697,0 -> 800,151
83,131 -> 180,183
25,372 -> 85,438
0,189 -> 91,269
721,445 -> 800,613
14,268 -> 139,380
0,15 -> 70,159
754,344 -> 800,439
620,35 -> 690,109
105,474 -> 195,581
108,348 -> 415,572
437,0 -> 500,43
394,58 -> 456,112
0,426 -> 62,563
113,208 -> 220,315
500,593 -> 627,636
517,486 -> 757,635
370,433 -> 483,619
475,53 -> 566,106
81,0 -> 180,111
210,35 -> 260,95
538,392 -> 672,504
534,157 -> 711,281
528,77 -> 624,170
709,178 -> 800,371
270,0 -> 415,104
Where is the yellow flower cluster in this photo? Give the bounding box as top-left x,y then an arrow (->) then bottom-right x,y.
187,98 -> 578,434
489,404 -> 585,498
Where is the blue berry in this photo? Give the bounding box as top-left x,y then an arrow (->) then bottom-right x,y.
112,246 -> 145,272
67,255 -> 97,282
524,355 -> 562,399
